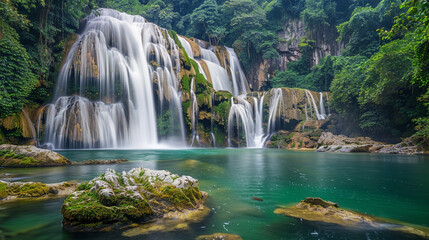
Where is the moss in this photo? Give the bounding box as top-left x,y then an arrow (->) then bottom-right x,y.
168,30 -> 192,70
0,150 -> 43,167
195,73 -> 208,94
4,182 -> 50,197
0,182 -> 7,199
181,75 -> 190,91
61,192 -> 119,226
156,185 -> 202,210
214,101 -> 231,126
291,142 -> 296,148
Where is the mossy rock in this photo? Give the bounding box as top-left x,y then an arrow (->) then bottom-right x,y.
0,144 -> 70,167
61,168 -> 207,231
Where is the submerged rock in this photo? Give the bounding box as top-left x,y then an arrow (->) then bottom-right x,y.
122,204 -> 210,237
0,144 -> 70,167
195,233 -> 242,240
61,168 -> 207,231
275,197 -> 429,238
71,159 -> 128,165
0,180 -> 77,201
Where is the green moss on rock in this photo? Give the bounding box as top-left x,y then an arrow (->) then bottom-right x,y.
61,168 -> 206,231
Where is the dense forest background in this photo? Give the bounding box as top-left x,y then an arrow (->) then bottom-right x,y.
0,0 -> 428,145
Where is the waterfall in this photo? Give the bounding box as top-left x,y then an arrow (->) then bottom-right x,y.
201,60 -> 232,92
34,9 -> 331,149
305,90 -> 324,120
39,9 -> 185,149
190,78 -> 200,147
253,94 -> 266,148
228,95 -> 256,147
178,37 -> 193,59
325,92 -> 331,116
319,92 -> 327,119
226,47 -> 249,96
210,132 -> 216,147
200,48 -> 221,65
227,89 -> 284,148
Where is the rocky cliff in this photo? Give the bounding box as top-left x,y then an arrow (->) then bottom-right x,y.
247,19 -> 343,90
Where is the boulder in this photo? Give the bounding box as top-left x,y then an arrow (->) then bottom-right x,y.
0,144 -> 70,167
61,168 -> 207,231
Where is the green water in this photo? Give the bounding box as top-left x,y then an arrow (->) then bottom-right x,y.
1,149 -> 429,240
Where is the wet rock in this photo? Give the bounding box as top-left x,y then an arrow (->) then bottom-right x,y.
0,180 -> 77,201
0,144 -> 70,167
275,197 -> 429,238
316,132 -> 425,155
71,159 -> 128,165
317,132 -> 381,146
61,167 -> 207,231
195,233 -> 243,240
122,204 -> 210,237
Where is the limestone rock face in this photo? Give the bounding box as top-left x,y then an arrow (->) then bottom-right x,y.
247,19 -> 342,90
0,144 -> 70,167
61,168 -> 207,231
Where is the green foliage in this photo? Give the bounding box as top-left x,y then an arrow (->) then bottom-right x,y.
337,0 -> 402,57
0,21 -> 38,118
301,0 -> 336,28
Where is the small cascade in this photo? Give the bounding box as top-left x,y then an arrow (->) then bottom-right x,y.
305,90 -> 324,120
178,37 -> 193,59
253,93 -> 266,148
319,92 -> 327,119
210,132 -> 216,147
226,47 -> 249,96
43,96 -> 128,149
228,95 -> 256,147
267,89 -> 284,134
190,78 -> 200,147
201,60 -> 232,92
200,48 -> 221,65
227,88 -> 284,148
325,92 -> 331,116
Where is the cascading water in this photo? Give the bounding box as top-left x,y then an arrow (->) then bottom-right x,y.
35,9 -> 330,149
190,78 -> 200,147
226,47 -> 249,96
227,88 -> 284,148
39,9 -> 185,149
305,90 -> 325,120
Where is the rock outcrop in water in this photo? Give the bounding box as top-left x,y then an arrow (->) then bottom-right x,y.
275,197 -> 429,238
0,144 -> 70,167
0,180 -> 76,201
316,132 -> 425,154
195,233 -> 243,240
61,167 -> 207,231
